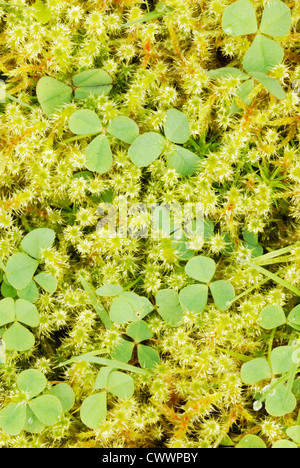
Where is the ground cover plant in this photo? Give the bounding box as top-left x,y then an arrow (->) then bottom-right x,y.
0,0 -> 299,449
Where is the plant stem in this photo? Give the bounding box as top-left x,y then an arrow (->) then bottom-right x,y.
188,137 -> 201,152
245,261 -> 300,296
297,409 -> 300,425
79,275 -> 113,330
267,328 -> 276,373
5,92 -> 34,110
256,374 -> 287,405
285,361 -> 298,398
123,275 -> 143,291
253,255 -> 293,266
62,132 -> 100,143
252,245 -> 297,265
58,353 -> 152,375
0,259 -> 6,273
0,1 -> 28,8
216,347 -> 252,362
228,276 -> 272,306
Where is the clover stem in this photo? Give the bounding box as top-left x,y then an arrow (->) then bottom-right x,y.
123,276 -> 143,291
62,133 -> 100,143
245,261 -> 300,296
5,92 -> 34,110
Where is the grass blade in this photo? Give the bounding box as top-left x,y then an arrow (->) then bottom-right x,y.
79,275 -> 113,329
245,261 -> 300,296
57,353 -> 152,375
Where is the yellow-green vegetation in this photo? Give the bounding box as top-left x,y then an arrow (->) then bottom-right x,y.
0,0 -> 299,448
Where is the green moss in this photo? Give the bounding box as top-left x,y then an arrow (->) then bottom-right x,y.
0,0 -> 299,448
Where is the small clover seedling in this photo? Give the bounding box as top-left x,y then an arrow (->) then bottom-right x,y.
67,111 -> 139,174
112,320 -> 160,370
0,228 -> 58,303
80,367 -> 135,429
67,108 -> 200,177
221,229 -> 263,258
240,303 -> 300,417
0,369 -> 74,435
58,352 -> 150,430
241,228 -> 263,258
36,69 -> 113,116
0,298 -> 39,351
0,229 -> 58,350
128,108 -> 200,176
154,255 -> 235,325
95,280 -> 153,326
96,285 -> 160,369
209,0 -> 291,111
183,255 -> 235,311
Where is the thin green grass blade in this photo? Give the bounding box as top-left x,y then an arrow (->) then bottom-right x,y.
79,275 -> 113,329
245,261 -> 300,296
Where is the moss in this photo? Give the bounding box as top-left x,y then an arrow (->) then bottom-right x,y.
0,0 -> 299,448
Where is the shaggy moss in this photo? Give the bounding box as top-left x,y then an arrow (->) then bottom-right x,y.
0,0 -> 299,448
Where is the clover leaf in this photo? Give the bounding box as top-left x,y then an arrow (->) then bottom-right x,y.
68,110 -> 141,174
240,338 -> 300,418
183,256 -> 235,311
111,320 -> 160,370
259,305 -> 286,330
109,292 -> 153,324
287,305 -> 300,330
85,134 -> 113,174
21,228 -> 55,260
128,132 -> 166,167
155,289 -> 184,326
69,109 -> 103,135
210,0 -> 291,110
0,298 -> 39,351
0,229 -> 58,304
37,69 -> 113,116
260,0 -> 292,37
80,365 -> 138,429
179,284 -> 208,315
236,434 -> 266,449
222,0 -> 257,37
6,253 -> 38,291
127,108 -> 199,176
0,369 -> 74,435
107,116 -> 139,144
241,357 -> 271,384
243,35 -> 284,74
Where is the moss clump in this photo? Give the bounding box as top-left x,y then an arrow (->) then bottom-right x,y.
0,0 -> 299,448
